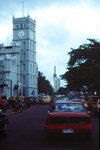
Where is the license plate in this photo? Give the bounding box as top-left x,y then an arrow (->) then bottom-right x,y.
63,128 -> 74,133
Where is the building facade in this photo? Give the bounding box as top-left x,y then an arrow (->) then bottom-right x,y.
0,15 -> 38,98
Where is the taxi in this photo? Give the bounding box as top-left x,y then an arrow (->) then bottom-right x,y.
40,95 -> 51,104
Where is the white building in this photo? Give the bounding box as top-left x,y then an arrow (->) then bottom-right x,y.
0,15 -> 38,98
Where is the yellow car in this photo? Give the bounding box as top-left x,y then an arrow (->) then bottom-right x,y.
40,96 -> 51,104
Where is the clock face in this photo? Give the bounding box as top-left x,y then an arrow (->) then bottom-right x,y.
18,30 -> 25,37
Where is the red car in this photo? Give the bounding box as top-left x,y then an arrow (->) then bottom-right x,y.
45,102 -> 92,139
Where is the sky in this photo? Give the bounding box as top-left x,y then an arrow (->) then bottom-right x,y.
0,0 -> 100,87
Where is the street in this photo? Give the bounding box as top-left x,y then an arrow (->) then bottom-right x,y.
0,104 -> 99,150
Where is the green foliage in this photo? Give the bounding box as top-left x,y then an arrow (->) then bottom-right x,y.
62,39 -> 100,94
38,71 -> 53,95
56,87 -> 67,95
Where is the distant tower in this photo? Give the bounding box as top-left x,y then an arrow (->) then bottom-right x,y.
53,66 -> 57,78
53,66 -> 57,92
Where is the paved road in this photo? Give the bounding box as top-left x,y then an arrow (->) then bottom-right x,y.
0,104 -> 99,150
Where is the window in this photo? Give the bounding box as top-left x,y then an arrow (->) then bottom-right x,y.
30,42 -> 32,49
23,63 -> 25,72
30,53 -> 31,60
53,103 -> 86,113
21,24 -> 23,28
23,41 -> 26,50
23,52 -> 26,60
30,75 -> 32,84
0,60 -> 3,66
17,25 -> 19,29
30,64 -> 32,72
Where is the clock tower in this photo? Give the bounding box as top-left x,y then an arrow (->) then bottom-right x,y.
13,15 -> 38,97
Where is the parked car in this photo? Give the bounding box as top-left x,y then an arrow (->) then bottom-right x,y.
0,109 -> 8,135
45,101 -> 92,140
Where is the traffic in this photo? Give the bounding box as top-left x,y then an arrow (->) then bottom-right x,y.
0,94 -> 99,150
46,101 -> 92,140
0,95 -> 100,139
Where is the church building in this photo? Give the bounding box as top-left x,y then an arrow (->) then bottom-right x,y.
0,15 -> 38,98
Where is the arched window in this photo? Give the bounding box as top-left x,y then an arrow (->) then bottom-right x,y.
30,64 -> 32,72
23,63 -> 25,72
30,42 -> 31,49
30,53 -> 31,60
21,24 -> 23,28
30,75 -> 32,84
23,41 -> 26,50
23,52 -> 26,60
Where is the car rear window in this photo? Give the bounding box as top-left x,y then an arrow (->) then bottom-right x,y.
53,103 -> 86,113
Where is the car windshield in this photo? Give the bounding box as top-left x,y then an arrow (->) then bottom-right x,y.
44,96 -> 50,99
53,103 -> 86,113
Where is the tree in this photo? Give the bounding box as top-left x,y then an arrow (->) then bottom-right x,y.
38,71 -> 53,95
56,87 -> 67,95
61,39 -> 100,94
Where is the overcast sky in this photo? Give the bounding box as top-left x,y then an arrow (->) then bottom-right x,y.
0,0 -> 100,87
